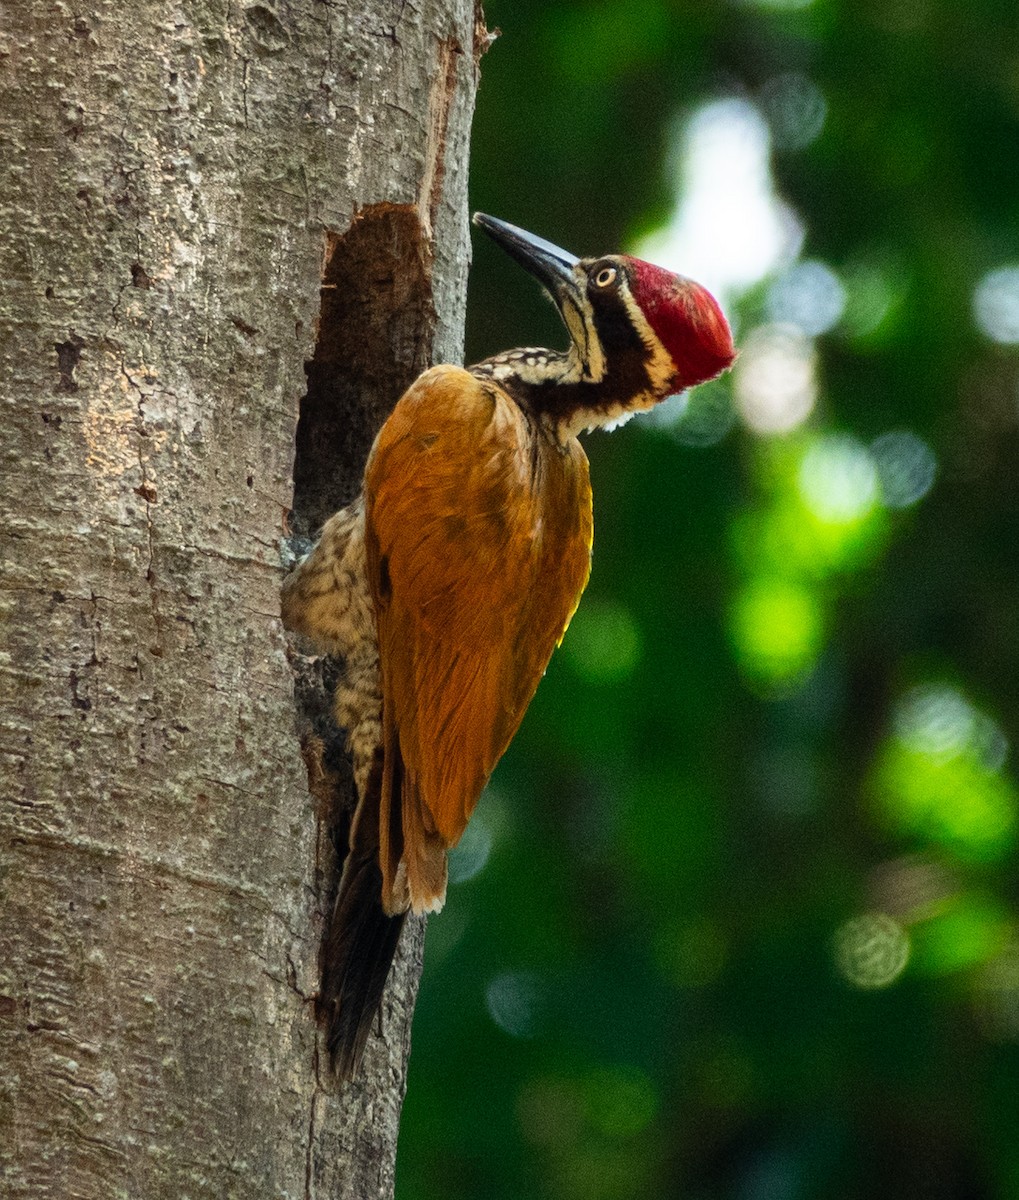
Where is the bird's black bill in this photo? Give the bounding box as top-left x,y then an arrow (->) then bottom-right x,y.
473,213 -> 581,301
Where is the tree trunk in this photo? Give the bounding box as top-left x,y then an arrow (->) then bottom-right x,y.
0,3 -> 482,1197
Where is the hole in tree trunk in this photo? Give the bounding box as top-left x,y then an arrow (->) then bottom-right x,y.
284,204 -> 439,1077
290,203 -> 435,538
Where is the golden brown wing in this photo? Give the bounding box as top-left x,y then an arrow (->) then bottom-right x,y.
364,365 -> 592,914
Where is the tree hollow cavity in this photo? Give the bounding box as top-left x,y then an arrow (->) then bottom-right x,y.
291,204 -> 435,537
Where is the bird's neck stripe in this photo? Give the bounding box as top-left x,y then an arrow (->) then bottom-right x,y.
619,289 -> 677,395
561,295 -> 606,384
556,290 -> 678,439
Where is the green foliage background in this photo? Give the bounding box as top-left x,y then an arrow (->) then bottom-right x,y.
399,2 -> 1019,1196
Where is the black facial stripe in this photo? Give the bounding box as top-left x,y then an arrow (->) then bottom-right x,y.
588,287 -> 648,357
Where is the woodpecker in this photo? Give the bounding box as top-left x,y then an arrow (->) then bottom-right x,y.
281,213 -> 735,1077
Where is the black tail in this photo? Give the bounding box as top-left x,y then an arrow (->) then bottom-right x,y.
319,851 -> 406,1078
318,753 -> 406,1079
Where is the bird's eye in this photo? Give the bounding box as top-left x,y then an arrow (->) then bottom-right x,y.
592,266 -> 617,289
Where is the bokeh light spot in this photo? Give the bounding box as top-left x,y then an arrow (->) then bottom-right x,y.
868,854 -> 956,923
798,434 -> 878,524
730,577 -> 823,687
734,324 -> 817,435
759,72 -> 827,150
833,912 -> 910,989
878,747 -> 1017,862
649,377 -> 735,446
895,685 -> 977,761
870,429 -> 938,508
841,258 -> 904,343
973,711 -> 1010,773
873,686 -> 1017,862
447,811 -> 493,884
564,598 -> 642,684
486,971 -> 542,1039
973,265 -> 1019,343
735,456 -> 886,580
766,260 -> 847,336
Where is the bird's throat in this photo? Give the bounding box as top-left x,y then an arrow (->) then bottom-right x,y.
469,342 -> 667,441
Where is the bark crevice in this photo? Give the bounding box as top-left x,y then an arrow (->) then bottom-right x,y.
54,334 -> 85,392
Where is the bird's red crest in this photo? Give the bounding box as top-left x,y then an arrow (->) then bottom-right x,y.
624,258 -> 736,391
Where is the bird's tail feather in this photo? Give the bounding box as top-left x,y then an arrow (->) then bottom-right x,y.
319,756 -> 406,1079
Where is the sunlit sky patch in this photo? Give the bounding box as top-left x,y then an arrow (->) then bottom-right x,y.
894,685 -> 1009,770
633,98 -> 803,311
758,73 -> 828,151
734,324 -> 817,434
486,971 -> 542,1038
870,430 -> 938,508
973,265 -> 1019,343
767,260 -> 847,336
798,434 -> 879,524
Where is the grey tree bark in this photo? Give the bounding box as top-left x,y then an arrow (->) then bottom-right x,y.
0,2 -> 483,1197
